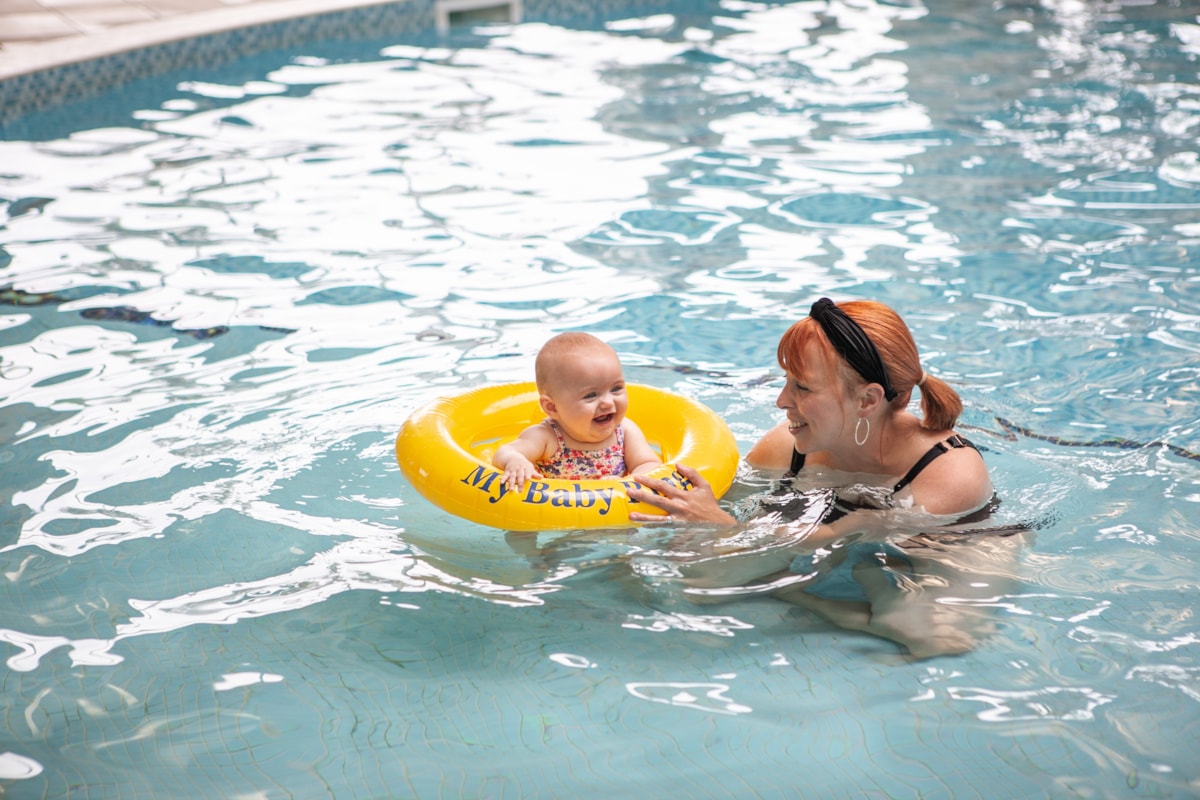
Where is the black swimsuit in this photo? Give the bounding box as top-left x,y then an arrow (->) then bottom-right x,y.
785,433 -> 979,493
770,435 -> 1023,602
781,434 -> 1001,525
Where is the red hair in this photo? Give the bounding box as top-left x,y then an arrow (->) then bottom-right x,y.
777,300 -> 962,431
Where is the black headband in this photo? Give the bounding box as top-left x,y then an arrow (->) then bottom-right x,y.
808,297 -> 898,401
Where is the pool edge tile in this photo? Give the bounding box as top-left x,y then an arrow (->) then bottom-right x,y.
0,0 -> 414,81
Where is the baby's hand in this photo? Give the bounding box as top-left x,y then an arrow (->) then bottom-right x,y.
503,459 -> 542,493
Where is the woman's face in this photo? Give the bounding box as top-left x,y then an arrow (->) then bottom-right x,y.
776,341 -> 855,453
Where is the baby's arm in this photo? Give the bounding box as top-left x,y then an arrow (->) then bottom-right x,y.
621,419 -> 663,476
493,423 -> 555,492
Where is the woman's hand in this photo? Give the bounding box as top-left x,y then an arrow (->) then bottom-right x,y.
628,463 -> 737,525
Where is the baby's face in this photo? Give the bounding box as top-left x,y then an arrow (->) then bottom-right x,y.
542,347 -> 628,445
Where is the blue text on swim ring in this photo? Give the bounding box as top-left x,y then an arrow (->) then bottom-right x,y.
460,465 -> 694,514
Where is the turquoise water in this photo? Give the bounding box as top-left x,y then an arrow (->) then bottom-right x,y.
2,0 -> 1199,796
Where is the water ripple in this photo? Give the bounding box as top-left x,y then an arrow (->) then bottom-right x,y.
3,1 -> 1200,796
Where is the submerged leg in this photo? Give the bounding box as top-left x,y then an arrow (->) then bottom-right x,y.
856,534 -> 1026,658
775,585 -> 873,631
853,564 -> 980,658
776,533 -> 1027,658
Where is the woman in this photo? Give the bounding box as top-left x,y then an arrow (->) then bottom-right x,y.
628,298 -> 1017,658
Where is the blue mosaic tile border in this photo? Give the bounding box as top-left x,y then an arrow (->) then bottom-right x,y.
0,0 -> 665,127
0,0 -> 433,124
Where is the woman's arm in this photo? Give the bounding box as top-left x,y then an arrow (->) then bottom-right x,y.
628,463 -> 737,524
628,417 -> 799,524
629,467 -> 842,591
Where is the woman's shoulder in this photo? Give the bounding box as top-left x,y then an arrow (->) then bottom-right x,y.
904,429 -> 992,516
745,420 -> 795,471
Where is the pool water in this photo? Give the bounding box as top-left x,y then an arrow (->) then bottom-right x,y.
2,0 -> 1200,796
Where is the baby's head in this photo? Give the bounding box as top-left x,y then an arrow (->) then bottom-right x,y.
535,332 -> 629,444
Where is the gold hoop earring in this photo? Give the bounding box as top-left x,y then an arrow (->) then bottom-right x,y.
854,417 -> 870,446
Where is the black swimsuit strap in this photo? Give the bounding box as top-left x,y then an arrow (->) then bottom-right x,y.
892,434 -> 977,493
781,434 -> 998,528
785,447 -> 806,478
785,434 -> 976,492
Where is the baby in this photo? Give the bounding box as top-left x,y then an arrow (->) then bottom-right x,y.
493,332 -> 662,491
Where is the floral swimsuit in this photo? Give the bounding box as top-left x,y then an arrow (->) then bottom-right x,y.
538,419 -> 626,479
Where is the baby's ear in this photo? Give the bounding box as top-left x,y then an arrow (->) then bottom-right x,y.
538,394 -> 557,416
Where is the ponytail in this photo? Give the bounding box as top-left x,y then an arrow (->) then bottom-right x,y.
915,371 -> 962,432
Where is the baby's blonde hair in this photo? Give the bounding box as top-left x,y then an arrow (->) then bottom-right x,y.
535,332 -> 613,394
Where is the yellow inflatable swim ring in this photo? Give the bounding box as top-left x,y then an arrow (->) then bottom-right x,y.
396,382 -> 739,531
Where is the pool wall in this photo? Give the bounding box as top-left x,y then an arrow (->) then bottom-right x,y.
0,0 -> 663,126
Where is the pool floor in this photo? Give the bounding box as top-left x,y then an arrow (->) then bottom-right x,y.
3,0 -> 1200,796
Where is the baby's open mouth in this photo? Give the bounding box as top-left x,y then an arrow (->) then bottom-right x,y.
595,413 -> 615,425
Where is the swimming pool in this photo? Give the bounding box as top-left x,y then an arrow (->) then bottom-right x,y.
2,0 -> 1199,795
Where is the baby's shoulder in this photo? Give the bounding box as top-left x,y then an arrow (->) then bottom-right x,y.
515,419 -> 559,447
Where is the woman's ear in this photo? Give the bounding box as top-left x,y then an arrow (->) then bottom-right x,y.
858,382 -> 885,415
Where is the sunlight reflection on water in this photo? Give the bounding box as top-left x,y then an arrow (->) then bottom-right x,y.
2,0 -> 1200,797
